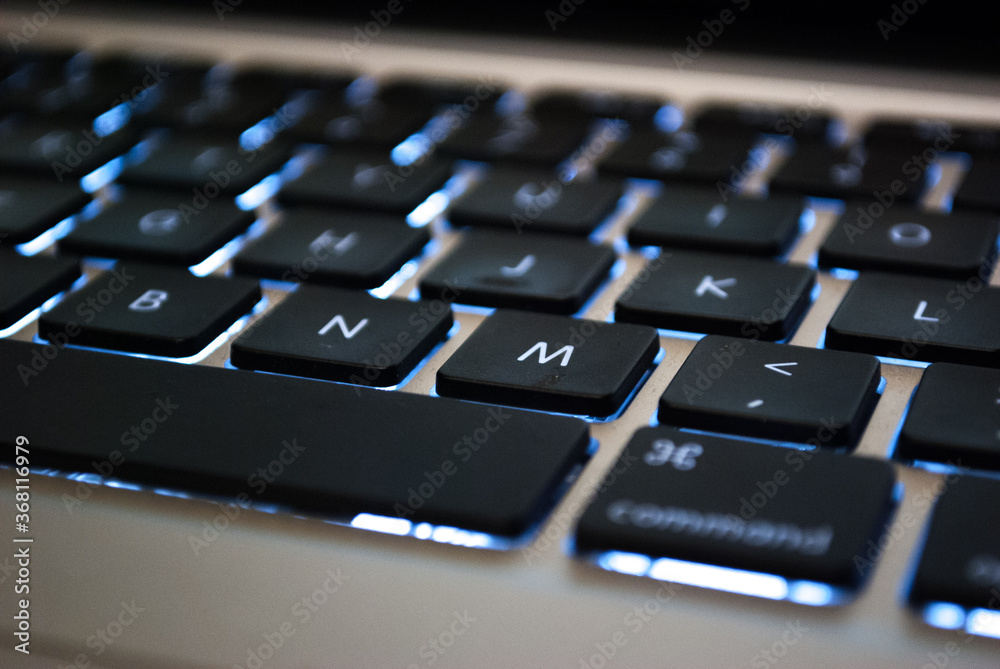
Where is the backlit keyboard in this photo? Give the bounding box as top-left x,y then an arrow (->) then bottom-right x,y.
2,47 -> 1000,637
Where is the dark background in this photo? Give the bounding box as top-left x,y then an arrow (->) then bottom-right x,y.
135,1 -> 997,75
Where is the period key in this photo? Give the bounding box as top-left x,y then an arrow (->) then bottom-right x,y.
895,363 -> 1000,471
909,475 -> 1000,612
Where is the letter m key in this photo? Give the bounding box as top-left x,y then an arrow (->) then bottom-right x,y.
517,342 -> 574,367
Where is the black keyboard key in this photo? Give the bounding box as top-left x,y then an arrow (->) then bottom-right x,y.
278,148 -> 451,213
438,113 -> 591,165
289,77 -> 501,147
659,336 -> 881,447
0,338 -> 591,538
37,263 -> 260,357
864,120 -> 1000,156
59,188 -> 255,265
601,129 -> 760,184
615,251 -> 815,341
419,230 -> 616,314
0,51 -> 83,115
0,117 -> 137,181
288,89 -> 437,147
575,427 -> 897,589
79,55 -> 176,119
377,79 -> 504,108
116,62 -> 213,126
691,103 -> 833,142
529,90 -> 664,126
819,204 -> 998,279
17,56 -> 167,120
825,272 -> 1000,367
437,310 -> 658,417
0,251 -> 80,329
233,208 -> 429,288
118,134 -> 293,194
909,475 -> 1000,611
954,156 -> 1000,213
231,285 -> 452,386
449,168 -> 622,236
896,363 -> 1000,470
134,67 -> 290,132
0,177 -> 90,243
627,187 -> 803,256
770,144 -> 928,201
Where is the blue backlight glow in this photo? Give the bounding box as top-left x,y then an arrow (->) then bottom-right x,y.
590,549 -> 850,606
16,216 -> 77,256
654,105 -> 684,134
966,608 -> 1000,639
599,551 -> 652,576
407,192 -> 450,227
787,581 -> 836,607
923,602 -> 966,630
921,602 -> 1000,640
81,157 -> 124,193
94,104 -> 130,137
351,514 -> 411,536
648,556 -> 788,600
343,514 -> 501,549
236,175 -> 282,210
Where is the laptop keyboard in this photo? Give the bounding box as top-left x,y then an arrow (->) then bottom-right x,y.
2,46 -> 1000,634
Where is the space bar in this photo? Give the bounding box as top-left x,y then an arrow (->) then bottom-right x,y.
0,340 -> 591,539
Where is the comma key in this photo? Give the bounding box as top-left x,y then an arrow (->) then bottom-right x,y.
659,336 -> 881,448
575,427 -> 897,590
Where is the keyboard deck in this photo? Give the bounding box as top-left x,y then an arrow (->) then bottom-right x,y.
1,13 -> 999,668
